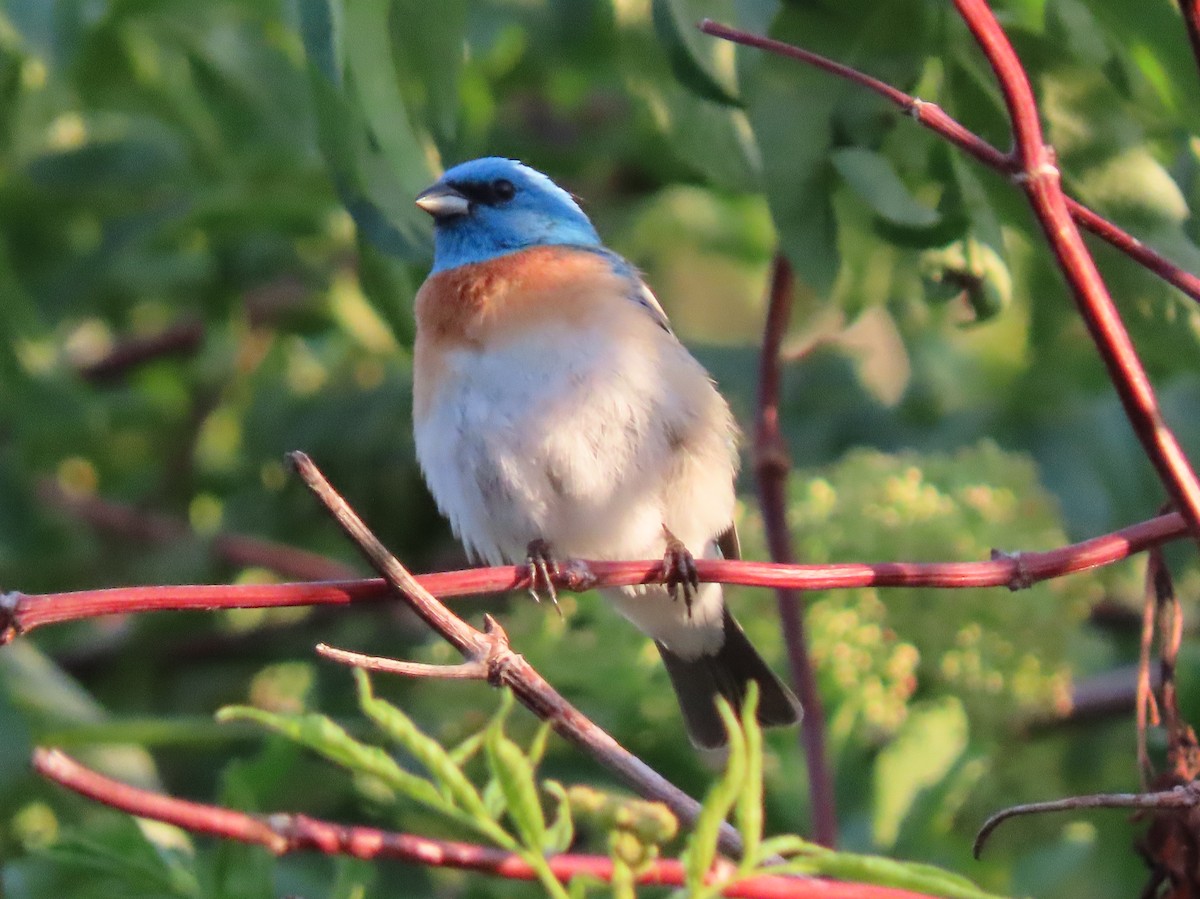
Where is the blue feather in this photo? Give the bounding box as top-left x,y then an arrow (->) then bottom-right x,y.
422,157 -> 602,272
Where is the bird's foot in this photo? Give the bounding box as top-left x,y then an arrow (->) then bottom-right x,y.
524,538 -> 562,616
662,534 -> 700,617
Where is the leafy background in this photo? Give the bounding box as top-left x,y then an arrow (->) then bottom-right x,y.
1,0 -> 1199,896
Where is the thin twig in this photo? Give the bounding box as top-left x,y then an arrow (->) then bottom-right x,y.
697,20 -> 1200,306
974,784 -> 1200,858
754,254 -> 837,847
316,642 -> 489,680
286,451 -> 747,858
32,748 -> 935,899
3,508 -> 1192,644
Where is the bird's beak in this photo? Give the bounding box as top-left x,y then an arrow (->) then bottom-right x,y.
415,183 -> 470,219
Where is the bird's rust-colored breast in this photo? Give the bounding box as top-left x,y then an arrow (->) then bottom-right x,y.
412,245 -> 632,420
414,245 -> 628,347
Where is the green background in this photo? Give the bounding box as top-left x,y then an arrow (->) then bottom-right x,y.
2,0 -> 1200,896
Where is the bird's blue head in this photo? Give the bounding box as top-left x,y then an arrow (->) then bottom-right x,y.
415,157 -> 602,272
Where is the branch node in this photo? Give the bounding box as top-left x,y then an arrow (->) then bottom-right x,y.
753,443 -> 792,480
990,549 -> 1032,591
479,614 -> 521,687
904,97 -> 925,118
558,558 -> 598,592
1010,157 -> 1060,185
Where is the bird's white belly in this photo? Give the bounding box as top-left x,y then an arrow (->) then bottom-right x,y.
414,322 -> 670,566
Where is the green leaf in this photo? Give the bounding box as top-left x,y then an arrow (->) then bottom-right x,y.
353,670 -> 490,821
342,0 -> 437,191
770,850 -> 1003,899
527,720 -> 552,768
216,705 -> 448,813
299,0 -> 433,261
742,18 -> 838,292
682,697 -> 746,892
735,683 -> 764,868
652,0 -> 742,106
484,705 -> 547,851
873,697 -> 969,848
447,730 -> 487,768
832,148 -> 940,229
542,779 -> 576,854
756,834 -> 828,860
390,0 -> 468,146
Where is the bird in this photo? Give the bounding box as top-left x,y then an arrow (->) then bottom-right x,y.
411,157 -> 800,749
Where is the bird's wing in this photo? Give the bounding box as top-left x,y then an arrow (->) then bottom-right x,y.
716,522 -> 741,561
592,248 -> 674,334
631,279 -> 674,335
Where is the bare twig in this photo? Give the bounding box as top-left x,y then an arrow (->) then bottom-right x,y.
33,748 -> 936,899
316,642 -> 489,680
974,784 -> 1200,858
286,451 -> 747,858
3,508 -> 1192,645
697,20 -> 1200,307
754,254 -> 837,847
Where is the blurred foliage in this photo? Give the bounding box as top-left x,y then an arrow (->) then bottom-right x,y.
1,0 -> 1199,896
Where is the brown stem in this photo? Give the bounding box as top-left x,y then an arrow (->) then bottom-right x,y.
974,783 -> 1200,858
754,254 -> 837,847
33,748 -> 936,899
3,508 -> 1192,644
697,20 -> 1200,306
949,0 -> 1200,545
76,322 -> 206,383
286,452 -> 747,858
316,642 -> 489,680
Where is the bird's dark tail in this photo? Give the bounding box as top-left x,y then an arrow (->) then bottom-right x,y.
656,609 -> 801,750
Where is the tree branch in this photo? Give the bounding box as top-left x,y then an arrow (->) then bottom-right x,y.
698,20 -> 1200,306
32,748 -> 936,899
286,451 -> 747,858
949,0 -> 1200,546
974,783 -> 1200,859
3,508 -> 1190,644
754,254 -> 837,847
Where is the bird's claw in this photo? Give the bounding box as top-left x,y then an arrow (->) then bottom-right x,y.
524,539 -> 562,616
662,538 -> 700,617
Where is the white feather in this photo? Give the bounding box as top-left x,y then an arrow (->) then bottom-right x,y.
414,296 -> 738,660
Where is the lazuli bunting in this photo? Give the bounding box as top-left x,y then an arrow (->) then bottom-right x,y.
412,157 -> 800,748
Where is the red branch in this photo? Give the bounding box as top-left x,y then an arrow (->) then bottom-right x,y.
285,452 -> 746,858
697,20 -> 1200,307
32,748 -> 935,899
949,0 -> 1200,545
701,13 -> 1200,548
755,255 -> 837,846
2,509 -> 1189,645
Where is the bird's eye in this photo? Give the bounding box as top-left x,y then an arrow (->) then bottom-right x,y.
493,179 -> 516,202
